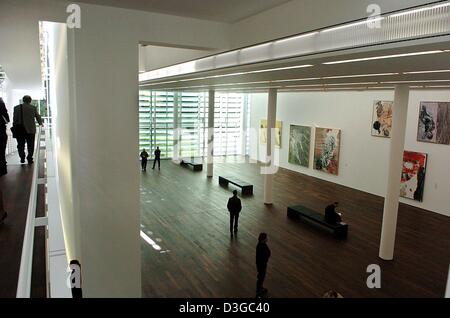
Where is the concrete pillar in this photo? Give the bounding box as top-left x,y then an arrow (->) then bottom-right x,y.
379,85 -> 410,260
207,89 -> 215,177
264,88 -> 277,205
173,92 -> 180,163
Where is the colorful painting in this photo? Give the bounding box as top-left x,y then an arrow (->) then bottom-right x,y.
313,128 -> 341,175
260,119 -> 282,148
400,151 -> 427,202
288,125 -> 311,167
372,100 -> 393,137
417,102 -> 450,144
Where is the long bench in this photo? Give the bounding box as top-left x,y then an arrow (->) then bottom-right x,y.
287,205 -> 348,239
180,158 -> 203,171
219,176 -> 253,195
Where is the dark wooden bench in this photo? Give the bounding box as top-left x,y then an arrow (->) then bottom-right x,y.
219,176 -> 253,195
180,158 -> 203,171
287,205 -> 348,239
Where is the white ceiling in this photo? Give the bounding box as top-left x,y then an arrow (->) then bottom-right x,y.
140,39 -> 450,92
67,0 -> 292,23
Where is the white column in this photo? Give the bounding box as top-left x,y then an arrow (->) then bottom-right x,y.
172,92 -> 180,163
241,94 -> 249,160
207,89 -> 215,177
264,88 -> 277,205
379,85 -> 409,260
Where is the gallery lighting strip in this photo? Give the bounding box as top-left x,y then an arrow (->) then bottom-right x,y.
403,69 -> 450,74
146,64 -> 314,85
321,17 -> 385,33
390,2 -> 450,18
322,50 -> 446,65
145,72 -> 401,88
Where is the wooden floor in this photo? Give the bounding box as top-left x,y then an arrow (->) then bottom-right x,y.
140,157 -> 450,298
0,150 -> 46,298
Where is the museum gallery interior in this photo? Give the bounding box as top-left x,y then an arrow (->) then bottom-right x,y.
0,0 -> 449,298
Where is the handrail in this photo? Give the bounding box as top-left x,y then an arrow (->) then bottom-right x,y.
16,126 -> 43,298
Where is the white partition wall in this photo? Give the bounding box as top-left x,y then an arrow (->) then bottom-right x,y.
249,89 -> 450,217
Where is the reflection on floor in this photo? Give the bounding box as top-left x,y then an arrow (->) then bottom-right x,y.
140,157 -> 450,298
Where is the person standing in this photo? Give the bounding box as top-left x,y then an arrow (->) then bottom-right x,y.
12,95 -> 43,164
256,232 -> 271,297
0,97 -> 9,176
227,190 -> 242,237
140,148 -> 149,172
152,146 -> 161,170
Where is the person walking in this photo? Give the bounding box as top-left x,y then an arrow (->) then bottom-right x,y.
0,97 -> 9,176
12,95 -> 43,164
0,97 -> 9,224
256,232 -> 271,297
152,146 -> 161,170
227,190 -> 242,237
140,148 -> 149,171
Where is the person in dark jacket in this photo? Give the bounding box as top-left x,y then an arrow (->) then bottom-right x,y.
256,232 -> 271,297
152,146 -> 161,170
227,190 -> 242,236
140,149 -> 149,172
325,202 -> 342,224
13,95 -> 43,164
0,97 -> 10,176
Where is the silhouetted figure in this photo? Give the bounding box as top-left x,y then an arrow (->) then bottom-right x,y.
0,188 -> 6,225
0,98 -> 9,225
325,202 -> 342,224
12,95 -> 43,164
140,149 -> 149,171
152,146 -> 161,170
256,232 -> 271,297
0,97 -> 9,176
414,166 -> 426,201
227,190 -> 242,236
69,260 -> 83,298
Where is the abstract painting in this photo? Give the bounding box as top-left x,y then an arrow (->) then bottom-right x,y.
313,128 -> 341,175
288,125 -> 311,167
400,151 -> 427,202
260,119 -> 282,148
372,100 -> 393,137
417,102 -> 450,145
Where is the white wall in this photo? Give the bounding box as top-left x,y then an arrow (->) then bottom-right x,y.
249,90 -> 450,217
0,0 -> 232,297
139,45 -> 216,72
46,21 -> 80,266
232,0 -> 437,47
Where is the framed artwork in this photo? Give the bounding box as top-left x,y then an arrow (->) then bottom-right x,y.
400,151 -> 427,202
417,102 -> 450,145
372,100 -> 393,137
313,127 -> 341,175
288,125 -> 311,168
260,119 -> 282,148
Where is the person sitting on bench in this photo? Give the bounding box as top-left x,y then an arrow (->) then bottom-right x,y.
325,202 -> 343,224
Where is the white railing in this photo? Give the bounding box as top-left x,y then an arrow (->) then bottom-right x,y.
16,127 -> 43,298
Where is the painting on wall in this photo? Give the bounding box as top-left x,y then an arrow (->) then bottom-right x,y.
400,151 -> 427,202
313,128 -> 341,175
371,100 -> 393,137
288,125 -> 311,167
417,102 -> 450,145
260,119 -> 282,148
